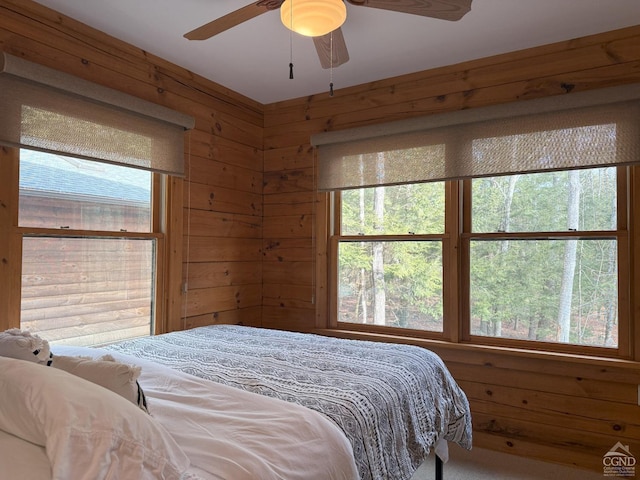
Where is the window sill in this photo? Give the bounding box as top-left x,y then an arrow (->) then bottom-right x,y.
314,328 -> 640,383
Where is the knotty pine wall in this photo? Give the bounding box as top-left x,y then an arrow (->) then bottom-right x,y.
2,0 -> 640,473
263,25 -> 640,473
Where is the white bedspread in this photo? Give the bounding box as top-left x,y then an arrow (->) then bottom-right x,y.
107,325 -> 473,480
13,345 -> 359,480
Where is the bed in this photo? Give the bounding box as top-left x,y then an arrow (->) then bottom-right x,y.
0,345 -> 359,480
105,325 -> 473,480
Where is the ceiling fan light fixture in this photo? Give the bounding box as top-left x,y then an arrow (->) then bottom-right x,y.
280,0 -> 347,37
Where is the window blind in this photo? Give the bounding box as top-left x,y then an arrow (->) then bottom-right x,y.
312,84 -> 640,191
0,53 -> 194,176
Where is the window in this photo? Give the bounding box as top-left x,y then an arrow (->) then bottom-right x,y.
337,183 -> 445,332
332,166 -> 626,355
467,168 -> 620,348
0,53 -> 193,346
319,86 -> 639,358
18,150 -> 159,346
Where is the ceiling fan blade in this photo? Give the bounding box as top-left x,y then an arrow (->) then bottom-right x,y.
346,0 -> 472,21
184,1 -> 284,40
313,28 -> 350,69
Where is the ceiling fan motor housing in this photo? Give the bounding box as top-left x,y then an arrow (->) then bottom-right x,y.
280,0 -> 347,37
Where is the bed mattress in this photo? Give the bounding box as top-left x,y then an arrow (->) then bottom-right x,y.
107,325 -> 472,480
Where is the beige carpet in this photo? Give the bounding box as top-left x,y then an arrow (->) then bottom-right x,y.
411,446 -> 606,480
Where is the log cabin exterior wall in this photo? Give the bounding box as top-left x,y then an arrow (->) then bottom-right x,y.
1,0 -> 639,473
262,25 -> 640,473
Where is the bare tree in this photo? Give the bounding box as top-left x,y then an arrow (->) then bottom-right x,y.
495,174 -> 519,337
359,182 -> 368,323
372,153 -> 386,325
604,187 -> 617,345
557,170 -> 580,342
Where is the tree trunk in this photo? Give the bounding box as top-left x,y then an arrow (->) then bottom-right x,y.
495,174 -> 519,337
528,315 -> 538,340
604,191 -> 617,345
557,170 -> 580,342
372,153 -> 386,325
499,175 -> 519,238
359,186 -> 368,323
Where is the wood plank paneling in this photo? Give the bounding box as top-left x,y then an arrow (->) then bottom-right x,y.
183,261 -> 262,290
263,261 -> 314,286
263,168 -> 314,194
263,283 -> 315,309
189,130 -> 262,170
185,284 -> 262,317
262,238 -> 314,262
184,181 -> 262,217
447,362 -> 638,405
189,156 -> 262,195
262,305 -> 317,331
183,237 -> 262,263
4,0 -> 640,472
184,209 -> 261,238
263,191 -> 314,217
262,214 -> 312,239
263,145 -> 314,172
184,306 -> 263,329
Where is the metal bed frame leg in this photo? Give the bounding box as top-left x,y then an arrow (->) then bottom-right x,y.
435,454 -> 443,480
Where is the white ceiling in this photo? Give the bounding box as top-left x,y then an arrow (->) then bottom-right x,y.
33,0 -> 640,105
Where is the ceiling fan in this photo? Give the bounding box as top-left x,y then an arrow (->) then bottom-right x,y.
184,0 -> 472,69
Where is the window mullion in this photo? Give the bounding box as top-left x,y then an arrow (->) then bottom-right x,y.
459,179 -> 472,342
444,180 -> 462,342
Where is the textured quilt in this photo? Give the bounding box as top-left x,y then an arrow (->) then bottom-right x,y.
107,325 -> 472,480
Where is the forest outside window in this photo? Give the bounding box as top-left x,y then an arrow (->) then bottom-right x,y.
320,88 -> 639,358
337,182 -> 446,332
467,168 -> 620,349
332,165 -> 626,355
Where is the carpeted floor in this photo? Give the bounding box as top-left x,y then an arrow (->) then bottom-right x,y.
411,446 -> 606,480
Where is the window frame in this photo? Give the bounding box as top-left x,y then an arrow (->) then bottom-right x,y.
0,147 -> 172,342
325,167 -> 634,360
327,181 -> 459,340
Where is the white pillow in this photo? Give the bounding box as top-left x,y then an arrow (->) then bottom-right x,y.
53,354 -> 148,413
0,357 -> 190,480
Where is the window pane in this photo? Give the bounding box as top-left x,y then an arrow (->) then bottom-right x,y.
470,239 -> 618,348
341,182 -> 445,235
19,149 -> 152,232
338,241 -> 443,332
472,168 -> 616,233
21,237 -> 155,346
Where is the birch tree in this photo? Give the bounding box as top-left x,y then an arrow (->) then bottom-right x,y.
372,152 -> 386,325
557,170 -> 580,342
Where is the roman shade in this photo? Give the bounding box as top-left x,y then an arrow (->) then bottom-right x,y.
0,53 -> 194,176
313,83 -> 640,191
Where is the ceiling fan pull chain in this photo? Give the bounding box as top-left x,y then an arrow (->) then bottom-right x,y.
329,31 -> 334,96
289,0 -> 294,79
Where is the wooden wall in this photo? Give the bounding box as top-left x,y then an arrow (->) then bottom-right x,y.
2,0 -> 640,473
0,0 -> 264,332
263,25 -> 640,473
